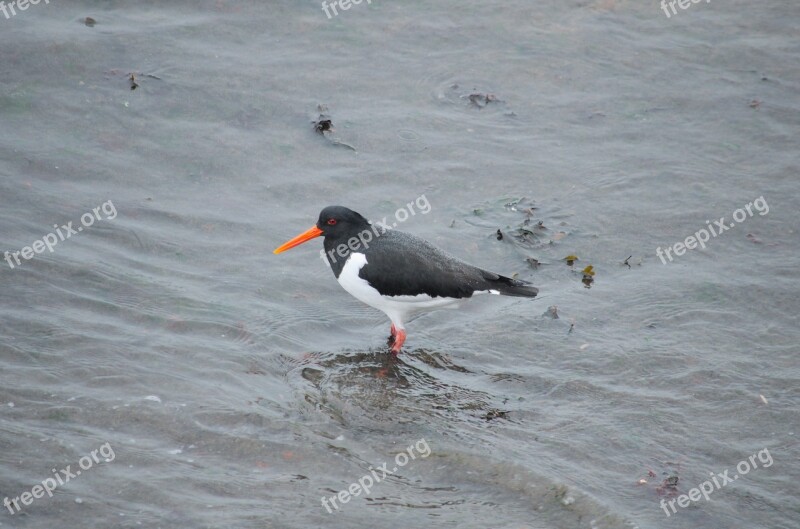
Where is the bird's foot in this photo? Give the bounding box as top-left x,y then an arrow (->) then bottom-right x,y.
390,329 -> 406,355
387,324 -> 398,346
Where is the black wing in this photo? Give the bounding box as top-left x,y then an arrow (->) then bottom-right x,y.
359,230 -> 537,298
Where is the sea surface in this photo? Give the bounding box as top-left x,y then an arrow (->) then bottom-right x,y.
1,1 -> 798,528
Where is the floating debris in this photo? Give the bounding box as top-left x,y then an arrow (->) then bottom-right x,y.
504,197 -> 528,211
313,115 -> 333,134
483,410 -> 509,421
564,254 -> 579,266
514,226 -> 536,240
526,257 -> 540,268
312,107 -> 356,151
83,17 -> 96,27
581,265 -> 595,288
105,69 -> 161,91
526,219 -> 546,230
760,394 -> 769,405
657,475 -> 680,495
623,255 -> 633,268
466,92 -> 501,108
641,461 -> 686,498
543,305 -> 559,319
466,197 -> 557,250
496,229 -> 503,241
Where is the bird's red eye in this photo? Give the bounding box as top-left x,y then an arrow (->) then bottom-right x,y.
327,218 -> 337,225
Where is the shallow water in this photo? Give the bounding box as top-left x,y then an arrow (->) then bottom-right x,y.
1,1 -> 799,528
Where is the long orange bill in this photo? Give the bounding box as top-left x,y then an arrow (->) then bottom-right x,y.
273,225 -> 323,254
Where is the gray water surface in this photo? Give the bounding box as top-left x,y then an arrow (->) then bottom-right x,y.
1,1 -> 799,528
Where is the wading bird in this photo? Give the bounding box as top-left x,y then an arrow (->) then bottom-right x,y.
274,206 -> 538,354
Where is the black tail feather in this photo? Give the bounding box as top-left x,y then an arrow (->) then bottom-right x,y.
481,271 -> 539,298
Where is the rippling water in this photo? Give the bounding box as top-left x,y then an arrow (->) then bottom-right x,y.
1,1 -> 799,528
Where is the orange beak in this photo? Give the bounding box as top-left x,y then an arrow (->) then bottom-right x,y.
273,225 -> 323,254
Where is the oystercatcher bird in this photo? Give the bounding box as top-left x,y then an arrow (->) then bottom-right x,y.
273,206 -> 538,354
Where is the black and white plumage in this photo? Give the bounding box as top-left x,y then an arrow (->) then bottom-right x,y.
274,206 -> 538,354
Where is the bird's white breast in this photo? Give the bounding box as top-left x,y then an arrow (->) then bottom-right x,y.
336,253 -> 463,327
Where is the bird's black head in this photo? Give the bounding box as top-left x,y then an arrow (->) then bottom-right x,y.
316,206 -> 370,239
273,206 -> 371,255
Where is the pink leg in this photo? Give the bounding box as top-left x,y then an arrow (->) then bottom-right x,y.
390,329 -> 407,355
390,324 -> 397,337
